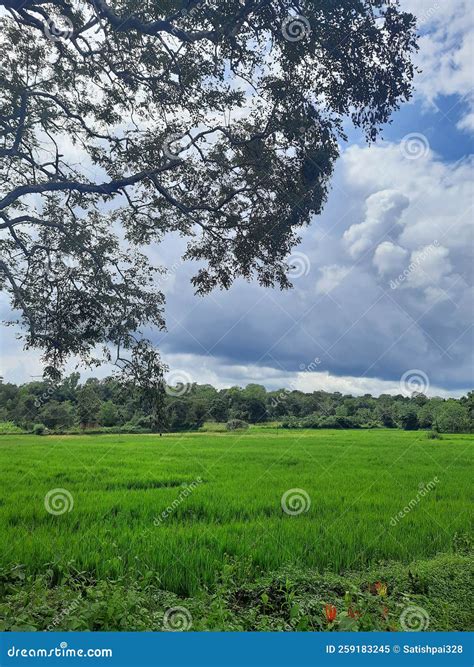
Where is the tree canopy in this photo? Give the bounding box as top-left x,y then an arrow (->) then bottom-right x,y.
0,0 -> 418,379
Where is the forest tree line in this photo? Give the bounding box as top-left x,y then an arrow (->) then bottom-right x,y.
0,374 -> 472,434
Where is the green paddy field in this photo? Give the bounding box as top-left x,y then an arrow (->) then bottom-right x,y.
0,429 -> 472,631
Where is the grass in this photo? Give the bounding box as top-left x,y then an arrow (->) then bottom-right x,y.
0,428 -> 472,630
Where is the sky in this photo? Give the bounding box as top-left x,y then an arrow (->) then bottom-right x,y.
1,0 -> 473,396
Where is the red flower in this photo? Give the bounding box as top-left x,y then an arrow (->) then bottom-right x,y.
348,607 -> 361,619
324,604 -> 337,623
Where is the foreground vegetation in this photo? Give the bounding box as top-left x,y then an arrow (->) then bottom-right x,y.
1,552 -> 471,632
0,429 -> 472,630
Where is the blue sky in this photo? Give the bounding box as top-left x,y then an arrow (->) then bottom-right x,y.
1,0 -> 473,396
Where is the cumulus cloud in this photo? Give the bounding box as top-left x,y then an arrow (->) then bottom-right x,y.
315,265 -> 350,294
401,0 -> 474,133
405,244 -> 452,289
373,242 -> 409,276
343,190 -> 409,259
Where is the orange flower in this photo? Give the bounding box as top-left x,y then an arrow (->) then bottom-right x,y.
324,604 -> 337,623
375,581 -> 387,597
348,607 -> 361,619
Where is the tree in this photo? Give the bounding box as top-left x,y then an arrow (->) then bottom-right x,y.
77,383 -> 101,427
398,407 -> 419,431
0,0 -> 418,375
100,400 -> 119,427
39,400 -> 74,429
434,401 -> 470,434
209,398 -> 229,423
116,342 -> 166,433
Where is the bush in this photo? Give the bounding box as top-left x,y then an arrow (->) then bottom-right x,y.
32,423 -> 48,435
280,417 -> 302,429
426,429 -> 443,440
0,421 -> 23,434
226,419 -> 249,431
318,415 -> 361,429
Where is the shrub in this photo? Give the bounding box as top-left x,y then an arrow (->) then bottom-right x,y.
280,417 -> 301,429
426,429 -> 443,440
32,423 -> 48,435
226,419 -> 249,431
0,421 -> 23,434
301,414 -> 321,428
318,415 -> 361,429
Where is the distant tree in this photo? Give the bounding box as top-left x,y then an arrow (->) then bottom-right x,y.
398,407 -> 419,431
77,384 -> 101,427
39,400 -> 74,429
189,400 -> 208,429
117,343 -> 166,433
167,401 -> 191,432
434,401 -> 470,434
460,391 -> 474,430
100,400 -> 120,428
209,398 -> 228,423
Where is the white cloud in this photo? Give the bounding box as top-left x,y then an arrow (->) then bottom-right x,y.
401,0 -> 474,133
373,242 -> 409,276
343,190 -> 409,259
405,244 -> 452,289
315,265 -> 350,294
